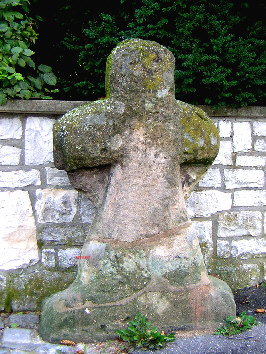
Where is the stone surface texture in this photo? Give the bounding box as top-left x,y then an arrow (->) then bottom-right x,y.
0,191 -> 38,270
0,94 -> 265,316
39,39 -> 236,343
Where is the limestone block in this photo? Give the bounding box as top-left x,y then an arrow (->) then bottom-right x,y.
253,121 -> 266,136
218,211 -> 262,237
10,269 -> 76,312
190,220 -> 213,245
198,168 -> 221,187
0,191 -> 38,270
187,190 -> 232,217
45,167 -> 70,186
0,273 -> 6,288
233,122 -> 252,152
8,313 -> 40,329
217,240 -> 231,258
231,239 -> 266,258
254,138 -> 266,152
78,193 -> 95,223
41,249 -> 56,268
25,117 -> 54,165
0,145 -> 21,165
224,169 -> 264,189
0,117 -> 22,139
236,155 -> 265,167
242,264 -> 261,283
57,248 -> 81,268
213,141 -> 233,165
35,189 -> 78,223
0,169 -> 40,188
218,120 -> 231,138
38,225 -> 88,245
234,190 -> 266,206
1,328 -> 43,344
189,220 -> 213,263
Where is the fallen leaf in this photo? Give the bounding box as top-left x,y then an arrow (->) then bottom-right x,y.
255,309 -> 265,313
60,339 -> 76,346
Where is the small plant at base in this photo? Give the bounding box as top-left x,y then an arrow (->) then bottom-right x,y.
10,323 -> 19,328
116,312 -> 175,350
214,312 -> 258,336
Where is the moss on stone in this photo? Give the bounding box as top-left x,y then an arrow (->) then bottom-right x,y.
178,101 -> 220,165
208,257 -> 262,292
2,269 -> 76,312
37,239 -> 44,250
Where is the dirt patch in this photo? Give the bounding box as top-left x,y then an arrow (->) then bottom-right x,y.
234,282 -> 266,323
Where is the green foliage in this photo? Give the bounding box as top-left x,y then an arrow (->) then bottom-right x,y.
10,322 -> 19,328
214,312 -> 258,336
0,0 -> 57,105
116,312 -> 175,350
33,0 -> 265,106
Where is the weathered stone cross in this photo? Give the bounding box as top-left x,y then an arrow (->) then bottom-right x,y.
40,39 -> 235,343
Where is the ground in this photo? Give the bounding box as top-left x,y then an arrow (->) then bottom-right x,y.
0,282 -> 265,353
234,282 -> 266,323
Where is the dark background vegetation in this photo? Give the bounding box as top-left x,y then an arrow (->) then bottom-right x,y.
4,0 -> 266,106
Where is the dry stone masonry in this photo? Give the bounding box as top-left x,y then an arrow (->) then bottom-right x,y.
0,47 -> 265,321
39,39 -> 235,343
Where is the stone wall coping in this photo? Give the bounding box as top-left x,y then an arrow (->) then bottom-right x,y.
0,100 -> 265,118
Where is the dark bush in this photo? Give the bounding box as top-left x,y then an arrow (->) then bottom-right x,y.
0,0 -> 58,105
29,0 -> 266,106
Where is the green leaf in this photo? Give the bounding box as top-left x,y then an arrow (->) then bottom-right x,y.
38,64 -> 52,73
19,80 -> 29,89
0,92 -> 7,105
11,46 -> 23,54
0,22 -> 8,31
12,53 -> 19,62
42,72 -> 57,85
29,77 -> 42,90
10,323 -> 19,328
14,72 -> 24,80
19,89 -> 31,99
18,41 -> 27,49
22,48 -> 34,56
17,58 -> 26,67
4,66 -> 15,73
24,57 -> 35,69
3,43 -> 11,51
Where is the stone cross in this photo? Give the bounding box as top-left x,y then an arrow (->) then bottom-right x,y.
40,39 -> 235,343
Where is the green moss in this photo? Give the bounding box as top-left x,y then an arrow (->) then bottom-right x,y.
4,275 -> 19,312
179,102 -> 220,165
2,270 -> 76,312
37,239 -> 44,250
208,257 -> 261,292
105,38 -> 173,95
105,53 -> 112,98
143,75 -> 164,90
4,289 -> 18,312
141,51 -> 157,69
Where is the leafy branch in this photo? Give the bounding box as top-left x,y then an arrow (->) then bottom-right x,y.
0,0 -> 58,105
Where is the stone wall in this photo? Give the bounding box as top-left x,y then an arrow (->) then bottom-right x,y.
0,100 -> 265,311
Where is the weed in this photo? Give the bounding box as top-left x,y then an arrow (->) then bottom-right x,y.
116,312 -> 175,350
214,312 -> 258,336
10,323 -> 19,328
